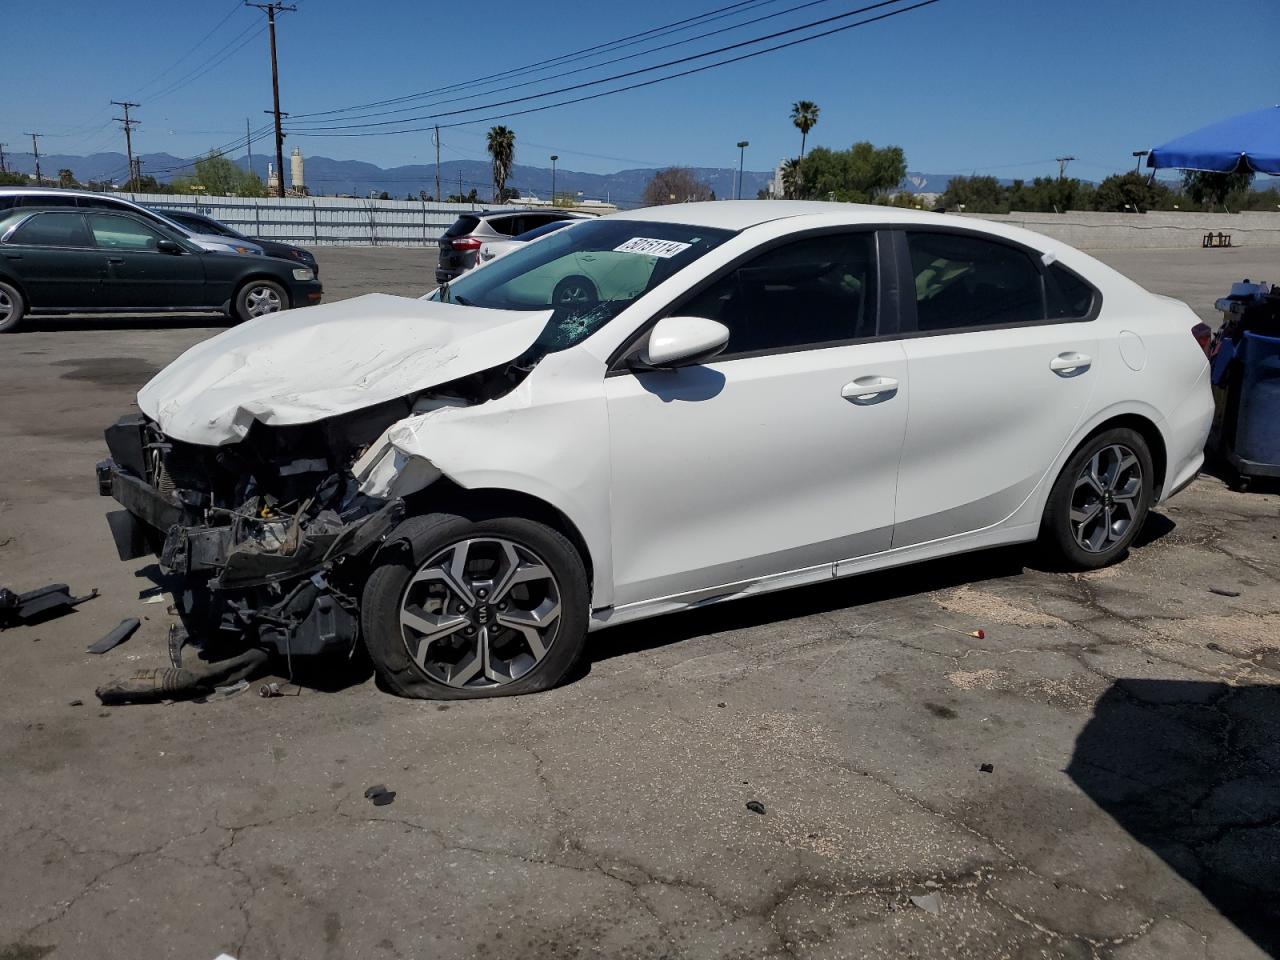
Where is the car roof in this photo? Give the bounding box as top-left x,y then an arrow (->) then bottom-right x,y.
471,208 -> 587,219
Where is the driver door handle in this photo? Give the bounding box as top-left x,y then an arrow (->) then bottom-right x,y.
841,375 -> 899,405
1050,351 -> 1092,376
106,256 -> 125,265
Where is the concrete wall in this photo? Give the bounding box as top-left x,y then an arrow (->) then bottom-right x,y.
958,210 -> 1280,250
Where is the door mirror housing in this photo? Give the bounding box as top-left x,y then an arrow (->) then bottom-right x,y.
638,316 -> 730,369
156,239 -> 185,255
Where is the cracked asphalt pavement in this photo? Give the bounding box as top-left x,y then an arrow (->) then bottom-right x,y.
1,245 -> 1278,960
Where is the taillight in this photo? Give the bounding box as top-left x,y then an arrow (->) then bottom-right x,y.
450,237 -> 482,252
1191,322 -> 1213,357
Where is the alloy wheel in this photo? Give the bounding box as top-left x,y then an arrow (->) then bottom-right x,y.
398,537 -> 562,689
0,289 -> 12,324
245,285 -> 282,317
557,283 -> 593,304
1070,444 -> 1143,553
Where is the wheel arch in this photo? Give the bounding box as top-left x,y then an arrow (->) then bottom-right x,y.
233,274 -> 292,307
0,273 -> 29,303
1069,412 -> 1168,499
404,478 -> 597,597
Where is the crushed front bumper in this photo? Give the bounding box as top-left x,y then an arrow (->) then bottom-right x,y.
97,414 -> 403,658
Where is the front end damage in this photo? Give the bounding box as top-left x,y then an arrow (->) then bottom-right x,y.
97,407 -> 411,659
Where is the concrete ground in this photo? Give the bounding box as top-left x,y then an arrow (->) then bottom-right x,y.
1,245 -> 1278,960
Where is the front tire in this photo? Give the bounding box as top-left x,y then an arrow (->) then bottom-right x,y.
0,280 -> 26,333
361,511 -> 589,700
1039,427 -> 1153,570
234,279 -> 289,322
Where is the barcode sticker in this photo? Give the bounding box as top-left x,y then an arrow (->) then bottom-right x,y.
612,237 -> 692,258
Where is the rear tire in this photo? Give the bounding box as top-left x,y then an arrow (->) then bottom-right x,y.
0,280 -> 26,333
1039,427 -> 1153,570
361,510 -> 589,700
234,279 -> 289,322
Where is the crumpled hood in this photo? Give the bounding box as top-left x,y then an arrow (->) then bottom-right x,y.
138,293 -> 550,446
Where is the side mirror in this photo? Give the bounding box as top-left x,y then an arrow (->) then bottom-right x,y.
156,239 -> 185,255
639,316 -> 730,369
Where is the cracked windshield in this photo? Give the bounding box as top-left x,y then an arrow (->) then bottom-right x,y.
434,219 -> 733,352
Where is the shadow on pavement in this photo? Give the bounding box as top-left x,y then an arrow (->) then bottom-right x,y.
1067,679 -> 1280,957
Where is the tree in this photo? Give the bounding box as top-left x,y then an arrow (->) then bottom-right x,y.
57,168 -> 79,189
939,175 -> 1007,213
642,167 -> 714,205
172,151 -> 266,197
790,100 -> 820,160
486,125 -> 516,203
795,142 -> 906,203
1092,172 -> 1172,213
128,174 -> 172,194
0,171 -> 29,186
496,185 -> 521,204
779,158 -> 800,199
1182,170 -> 1254,210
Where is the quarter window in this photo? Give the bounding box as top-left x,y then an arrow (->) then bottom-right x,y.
87,213 -> 166,250
906,232 -> 1044,331
1046,263 -> 1096,319
9,212 -> 92,247
679,232 -> 879,356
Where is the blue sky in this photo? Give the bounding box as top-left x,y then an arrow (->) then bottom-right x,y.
5,0 -> 1278,181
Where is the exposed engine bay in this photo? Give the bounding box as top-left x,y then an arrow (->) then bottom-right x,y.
97,360 -> 531,662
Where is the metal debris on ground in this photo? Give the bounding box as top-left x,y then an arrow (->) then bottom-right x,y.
364,784 -> 396,806
204,679 -> 250,701
979,763 -> 994,773
87,618 -> 140,654
1,583 -> 98,628
95,648 -> 269,705
259,681 -> 301,698
1209,587 -> 1242,597
745,800 -> 766,815
167,624 -> 186,668
910,892 -> 942,916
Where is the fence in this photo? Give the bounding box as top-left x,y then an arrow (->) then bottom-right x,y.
123,193 -> 505,248
957,210 -> 1280,250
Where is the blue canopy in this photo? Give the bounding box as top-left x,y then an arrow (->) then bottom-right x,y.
1147,105 -> 1280,175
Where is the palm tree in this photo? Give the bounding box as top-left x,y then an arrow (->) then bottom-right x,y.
486,125 -> 516,203
780,158 -> 800,200
790,101 -> 820,161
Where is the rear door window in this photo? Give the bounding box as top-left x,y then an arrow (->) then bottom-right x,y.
86,213 -> 166,250
905,231 -> 1045,332
9,211 -> 93,247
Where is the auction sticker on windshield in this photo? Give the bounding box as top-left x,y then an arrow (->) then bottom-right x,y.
613,237 -> 693,258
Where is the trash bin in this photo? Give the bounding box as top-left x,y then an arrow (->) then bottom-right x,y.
1223,331 -> 1280,485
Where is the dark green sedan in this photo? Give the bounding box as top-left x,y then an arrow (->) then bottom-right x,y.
0,207 -> 322,332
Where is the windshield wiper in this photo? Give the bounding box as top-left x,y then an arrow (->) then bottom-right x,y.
452,294 -> 473,306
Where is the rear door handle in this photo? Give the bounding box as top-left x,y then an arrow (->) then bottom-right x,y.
1050,352 -> 1092,376
107,257 -> 125,265
841,376 -> 899,405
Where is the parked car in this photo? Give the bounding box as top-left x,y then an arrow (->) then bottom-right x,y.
154,208 -> 319,277
477,218 -> 577,267
436,208 -> 591,284
0,207 -> 321,332
98,201 -> 1212,701
0,187 -> 265,257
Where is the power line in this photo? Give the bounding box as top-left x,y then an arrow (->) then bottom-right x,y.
147,19 -> 265,103
111,101 -> 141,191
289,0 -> 844,129
290,0 -> 942,138
247,2 -> 296,197
130,0 -> 246,98
290,0 -> 784,122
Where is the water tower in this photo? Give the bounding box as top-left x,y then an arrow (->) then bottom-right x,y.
290,148 -> 305,194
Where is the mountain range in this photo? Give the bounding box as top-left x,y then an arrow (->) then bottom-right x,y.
4,150 -> 993,201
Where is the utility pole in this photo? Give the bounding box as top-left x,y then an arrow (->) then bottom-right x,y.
130,158 -> 144,193
246,117 -> 254,177
1056,156 -> 1075,179
25,132 -> 41,185
736,140 -> 749,200
111,101 -> 140,191
0,143 -> 7,174
433,125 -> 441,202
550,154 -> 558,205
1132,150 -> 1149,173
247,1 -> 296,198
458,169 -> 463,202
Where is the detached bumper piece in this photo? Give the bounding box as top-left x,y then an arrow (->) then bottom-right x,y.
98,414 -> 404,659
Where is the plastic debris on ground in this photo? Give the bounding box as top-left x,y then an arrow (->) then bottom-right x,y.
87,618 -> 140,654
745,800 -> 766,815
910,892 -> 942,916
1,583 -> 98,629
364,784 -> 396,806
979,763 -> 994,773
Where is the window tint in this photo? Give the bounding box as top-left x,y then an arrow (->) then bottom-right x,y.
1046,263 -> 1096,319
18,194 -> 78,207
907,231 -> 1044,331
679,232 -> 879,356
491,216 -> 523,237
87,213 -> 165,250
0,197 -> 15,212
9,212 -> 92,247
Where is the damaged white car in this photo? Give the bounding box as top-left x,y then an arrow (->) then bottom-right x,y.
97,202 -> 1213,699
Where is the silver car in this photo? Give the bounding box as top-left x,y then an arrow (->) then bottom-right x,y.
0,188 -> 264,257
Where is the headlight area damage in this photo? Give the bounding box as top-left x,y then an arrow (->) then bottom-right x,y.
94,294 -> 557,701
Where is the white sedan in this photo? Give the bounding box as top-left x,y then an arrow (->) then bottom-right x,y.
102,202 -> 1213,700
